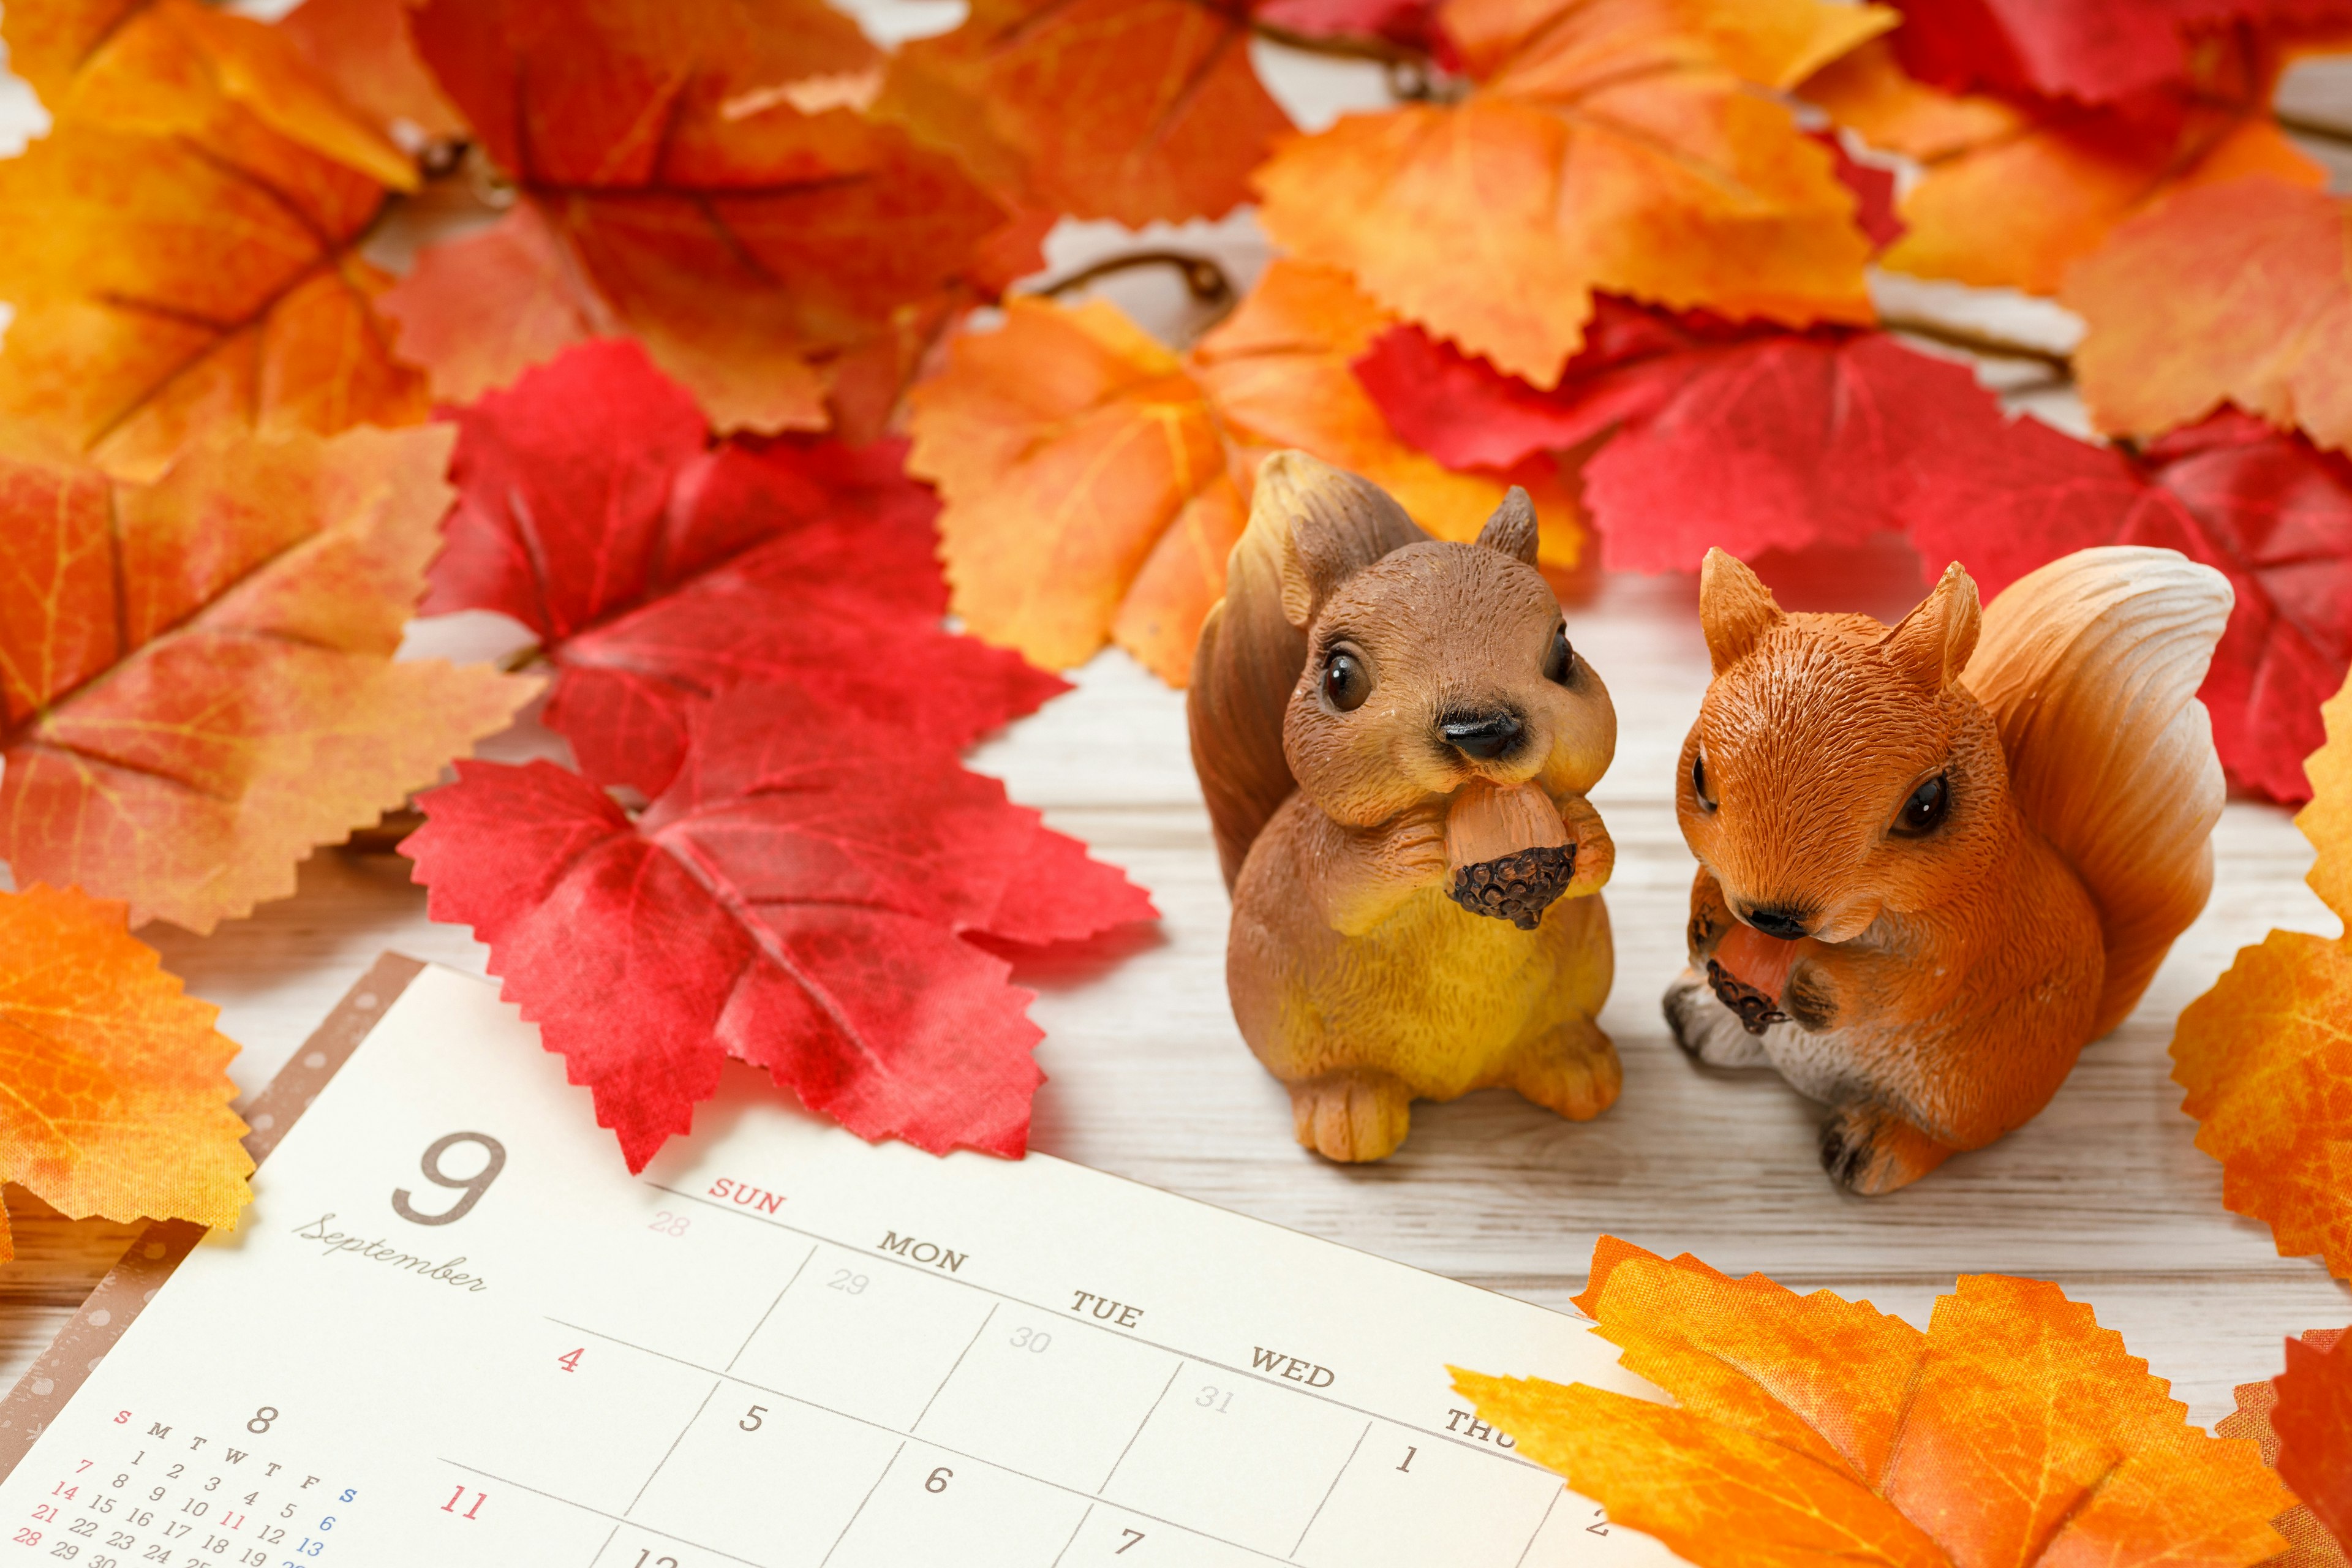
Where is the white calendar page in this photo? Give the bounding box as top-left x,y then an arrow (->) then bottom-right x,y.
0,963 -> 1681,1568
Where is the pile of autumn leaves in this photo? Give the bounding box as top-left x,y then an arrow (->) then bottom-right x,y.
1,0 -> 2351,1556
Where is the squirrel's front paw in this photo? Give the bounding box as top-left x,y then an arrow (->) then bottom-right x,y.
1820,1103 -> 1954,1196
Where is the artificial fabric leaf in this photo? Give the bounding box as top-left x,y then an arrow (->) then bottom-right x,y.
0,0 -> 426,478
1250,0 -> 1889,388
1359,303 -> 2351,801
1253,0 -> 1452,63
276,0 -> 467,148
2220,1329 -> 2350,1567
423,339 -> 1066,798
1455,1237 -> 2292,1567
1803,35 -> 2325,295
0,424 -> 540,932
907,260 -> 1578,685
379,203 -> 617,405
0,884 -> 253,1261
2274,1332 -> 2352,1555
2068,178 -> 2352,455
2173,669 -> 2352,1276
1882,0 -> 2352,104
407,0 -> 1003,434
404,683 -> 1156,1172
878,0 -> 1294,227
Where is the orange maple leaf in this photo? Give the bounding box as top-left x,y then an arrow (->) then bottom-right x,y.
2172,668 -> 2352,1279
877,0 -> 1294,227
907,260 -> 1580,685
276,0 -> 468,149
1804,37 -> 2326,296
378,203 -> 618,407
1250,0 -> 1889,390
0,0 -> 426,480
1454,1237 -> 2293,1567
0,884 -> 252,1262
2218,1328 -> 2350,1568
2067,178 -> 2352,455
0,424 -> 540,933
404,0 -> 1003,434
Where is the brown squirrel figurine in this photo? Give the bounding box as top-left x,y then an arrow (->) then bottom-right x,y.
1665,545 -> 2231,1194
1188,452 -> 1619,1163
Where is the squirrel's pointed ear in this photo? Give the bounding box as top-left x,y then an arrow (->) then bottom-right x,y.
1879,562 -> 1981,690
1698,548 -> 1783,674
1475,488 -> 1539,566
1257,451 -> 1425,628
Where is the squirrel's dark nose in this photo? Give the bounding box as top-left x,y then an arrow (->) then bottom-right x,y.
1439,710 -> 1524,761
1743,904 -> 1813,940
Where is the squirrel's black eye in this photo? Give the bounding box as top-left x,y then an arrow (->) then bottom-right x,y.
1321,645 -> 1372,712
1893,775 -> 1950,837
1691,747 -> 1717,811
1543,624 -> 1575,685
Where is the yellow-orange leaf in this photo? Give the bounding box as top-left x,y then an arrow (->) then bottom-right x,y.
2173,669 -> 2352,1278
1457,1238 -> 2293,1567
0,884 -> 252,1261
1806,38 -> 2324,296
1251,0 -> 1888,389
2068,178 -> 2352,454
0,424 -> 540,933
0,0 -> 424,479
908,261 -> 1580,684
878,0 -> 1293,227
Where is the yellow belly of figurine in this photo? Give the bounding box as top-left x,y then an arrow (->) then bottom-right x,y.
1227,823 -> 1619,1163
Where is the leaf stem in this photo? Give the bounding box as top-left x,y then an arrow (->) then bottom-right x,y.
2274,107 -> 2352,148
1030,250 -> 1237,311
1875,314 -> 2076,375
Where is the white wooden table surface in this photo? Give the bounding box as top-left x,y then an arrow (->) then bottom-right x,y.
2,6 -> 2348,1441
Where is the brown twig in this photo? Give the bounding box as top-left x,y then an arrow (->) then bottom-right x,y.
1876,314 -> 2076,375
1246,18 -> 1419,65
497,643 -> 546,674
1031,249 -> 1237,312
2274,107 -> 2352,149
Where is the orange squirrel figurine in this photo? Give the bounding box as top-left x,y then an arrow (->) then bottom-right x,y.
1666,545 -> 2231,1194
1189,453 -> 1619,1163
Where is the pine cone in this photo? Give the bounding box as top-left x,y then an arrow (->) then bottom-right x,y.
1449,845 -> 1575,930
1706,959 -> 1788,1036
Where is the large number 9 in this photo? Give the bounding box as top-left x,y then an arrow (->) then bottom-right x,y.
392,1133 -> 507,1226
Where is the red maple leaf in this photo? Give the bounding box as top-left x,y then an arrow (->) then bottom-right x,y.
1357,310 -> 2351,802
422,339 -> 1067,797
2272,1329 -> 2352,1551
404,683 -> 1155,1171
1884,0 -> 2352,104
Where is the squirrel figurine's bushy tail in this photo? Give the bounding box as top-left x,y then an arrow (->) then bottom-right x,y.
1189,453 -> 1428,888
1964,546 -> 2232,1035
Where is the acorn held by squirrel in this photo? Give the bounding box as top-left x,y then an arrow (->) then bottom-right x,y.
1666,545 -> 2231,1194
1189,453 -> 1619,1163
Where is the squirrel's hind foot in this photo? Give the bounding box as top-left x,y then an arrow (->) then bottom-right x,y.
1820,1102 -> 1954,1196
1288,1070 -> 1414,1163
1506,1019 -> 1621,1121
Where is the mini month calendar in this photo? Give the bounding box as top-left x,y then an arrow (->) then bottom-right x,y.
0,959 -> 1679,1567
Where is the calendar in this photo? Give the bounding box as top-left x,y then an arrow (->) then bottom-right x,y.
0,959 -> 1679,1568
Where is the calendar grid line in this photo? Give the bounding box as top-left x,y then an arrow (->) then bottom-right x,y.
910,1301 -> 998,1433
647,1180 -> 1554,1476
1096,1361 -> 1182,1496
588,1519 -> 617,1567
1049,1502 -> 1094,1567
817,1439 -> 902,1567
1291,1418 -> 1370,1556
1514,1485 -> 1562,1566
437,1457 -> 764,1568
725,1243 -> 816,1373
625,1378 -> 719,1515
534,1319 -> 1297,1566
